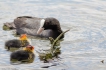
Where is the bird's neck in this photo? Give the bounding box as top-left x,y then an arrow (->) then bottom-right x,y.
20,37 -> 28,41
20,39 -> 29,47
54,27 -> 64,39
57,30 -> 64,39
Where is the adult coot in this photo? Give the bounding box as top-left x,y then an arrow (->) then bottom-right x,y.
4,16 -> 64,39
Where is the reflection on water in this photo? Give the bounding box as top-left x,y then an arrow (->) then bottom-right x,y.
0,0 -> 106,70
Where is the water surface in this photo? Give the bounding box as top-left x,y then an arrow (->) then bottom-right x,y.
0,0 -> 106,70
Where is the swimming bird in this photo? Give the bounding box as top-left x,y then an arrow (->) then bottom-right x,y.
10,45 -> 35,62
5,34 -> 30,50
3,16 -> 64,39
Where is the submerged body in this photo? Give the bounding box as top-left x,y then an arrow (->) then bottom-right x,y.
4,16 -> 64,39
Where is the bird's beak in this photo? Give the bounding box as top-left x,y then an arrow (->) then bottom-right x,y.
37,27 -> 44,34
37,19 -> 45,34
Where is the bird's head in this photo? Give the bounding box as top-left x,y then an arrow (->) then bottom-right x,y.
23,45 -> 34,52
19,34 -> 28,41
37,18 -> 61,34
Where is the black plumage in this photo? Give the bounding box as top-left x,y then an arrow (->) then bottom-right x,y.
10,45 -> 35,62
5,39 -> 29,50
5,34 -> 29,50
10,50 -> 35,61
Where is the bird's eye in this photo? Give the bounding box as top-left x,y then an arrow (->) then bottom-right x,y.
45,21 -> 48,24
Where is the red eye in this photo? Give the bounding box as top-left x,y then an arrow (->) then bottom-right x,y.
31,46 -> 34,50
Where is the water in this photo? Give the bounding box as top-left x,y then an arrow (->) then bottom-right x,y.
0,0 -> 106,70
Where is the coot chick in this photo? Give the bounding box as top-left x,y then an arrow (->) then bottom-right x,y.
10,45 -> 35,62
5,34 -> 30,50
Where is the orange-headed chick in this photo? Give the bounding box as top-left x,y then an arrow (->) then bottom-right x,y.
10,45 -> 35,62
5,34 -> 30,50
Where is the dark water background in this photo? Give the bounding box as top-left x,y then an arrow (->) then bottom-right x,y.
0,0 -> 106,70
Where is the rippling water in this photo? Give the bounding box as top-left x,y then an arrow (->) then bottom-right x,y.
0,0 -> 106,70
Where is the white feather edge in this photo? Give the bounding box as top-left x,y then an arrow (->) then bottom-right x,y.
37,19 -> 45,34
40,19 -> 45,28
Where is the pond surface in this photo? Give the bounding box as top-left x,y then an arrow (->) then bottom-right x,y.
0,0 -> 106,70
